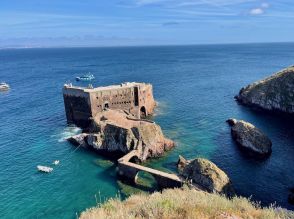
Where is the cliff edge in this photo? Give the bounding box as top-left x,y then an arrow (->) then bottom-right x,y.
80,188 -> 293,219
235,66 -> 294,114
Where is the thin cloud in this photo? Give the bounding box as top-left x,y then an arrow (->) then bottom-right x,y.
249,2 -> 269,16
261,2 -> 269,8
249,8 -> 264,15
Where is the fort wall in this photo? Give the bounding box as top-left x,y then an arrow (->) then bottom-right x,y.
63,82 -> 156,127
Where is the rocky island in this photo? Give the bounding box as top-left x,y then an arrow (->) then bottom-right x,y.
63,82 -> 174,162
235,65 -> 294,114
177,156 -> 235,196
227,118 -> 272,158
63,82 -> 235,192
69,109 -> 174,162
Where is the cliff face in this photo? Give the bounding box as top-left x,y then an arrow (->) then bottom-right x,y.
235,66 -> 294,114
69,110 -> 174,162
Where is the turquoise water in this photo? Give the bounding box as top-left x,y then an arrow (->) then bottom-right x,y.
1,43 -> 294,218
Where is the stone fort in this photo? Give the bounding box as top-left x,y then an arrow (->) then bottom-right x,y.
63,82 -> 156,127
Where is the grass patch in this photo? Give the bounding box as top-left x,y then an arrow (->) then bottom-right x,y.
80,188 -> 293,219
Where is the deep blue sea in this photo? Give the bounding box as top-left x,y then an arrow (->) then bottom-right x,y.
1,43 -> 294,218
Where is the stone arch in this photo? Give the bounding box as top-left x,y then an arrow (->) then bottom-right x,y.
140,106 -> 147,118
129,155 -> 140,164
135,170 -> 158,190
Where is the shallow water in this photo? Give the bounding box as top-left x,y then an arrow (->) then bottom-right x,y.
1,43 -> 294,218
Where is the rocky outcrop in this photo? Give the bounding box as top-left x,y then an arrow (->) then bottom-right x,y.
177,156 -> 235,196
235,66 -> 294,114
68,110 -> 174,162
67,133 -> 88,147
227,118 -> 272,157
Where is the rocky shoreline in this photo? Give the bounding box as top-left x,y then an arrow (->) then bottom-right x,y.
68,108 -> 235,196
63,76 -> 294,217
66,89 -> 236,198
68,109 -> 174,162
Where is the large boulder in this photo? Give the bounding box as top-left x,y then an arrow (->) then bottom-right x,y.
235,66 -> 294,114
68,110 -> 174,162
227,118 -> 272,157
177,156 -> 235,196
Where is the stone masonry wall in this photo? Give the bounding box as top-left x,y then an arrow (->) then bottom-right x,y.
63,83 -> 156,127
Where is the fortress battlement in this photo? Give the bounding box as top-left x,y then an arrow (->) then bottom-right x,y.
63,82 -> 156,127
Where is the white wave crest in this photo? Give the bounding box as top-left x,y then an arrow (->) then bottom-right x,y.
57,125 -> 82,142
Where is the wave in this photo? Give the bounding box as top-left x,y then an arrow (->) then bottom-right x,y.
56,125 -> 82,142
153,101 -> 168,117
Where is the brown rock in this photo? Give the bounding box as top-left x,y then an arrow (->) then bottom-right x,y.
178,156 -> 235,197
69,109 -> 174,162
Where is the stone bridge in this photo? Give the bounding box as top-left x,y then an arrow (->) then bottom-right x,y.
117,150 -> 185,189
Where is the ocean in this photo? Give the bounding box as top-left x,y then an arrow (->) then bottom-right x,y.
1,43 -> 294,218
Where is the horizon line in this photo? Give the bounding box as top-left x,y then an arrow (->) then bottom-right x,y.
1,41 -> 294,50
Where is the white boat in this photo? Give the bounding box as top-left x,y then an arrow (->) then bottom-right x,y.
37,165 -> 53,173
0,82 -> 10,91
76,73 -> 95,81
53,160 -> 60,165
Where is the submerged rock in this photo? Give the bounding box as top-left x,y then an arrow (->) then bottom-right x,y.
68,110 -> 174,162
177,156 -> 235,196
235,66 -> 294,114
227,119 -> 272,157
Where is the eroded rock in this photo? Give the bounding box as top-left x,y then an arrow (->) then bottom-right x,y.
227,119 -> 272,157
235,66 -> 294,114
178,156 -> 235,196
68,110 -> 174,162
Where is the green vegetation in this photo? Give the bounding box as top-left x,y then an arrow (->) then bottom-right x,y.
80,188 -> 293,219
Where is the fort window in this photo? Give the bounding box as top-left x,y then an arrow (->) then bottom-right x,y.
134,87 -> 139,106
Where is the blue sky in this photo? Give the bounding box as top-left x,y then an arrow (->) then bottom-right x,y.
0,0 -> 293,47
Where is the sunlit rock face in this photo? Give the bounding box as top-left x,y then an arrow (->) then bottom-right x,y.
235,66 -> 294,114
177,156 -> 235,197
68,110 -> 174,161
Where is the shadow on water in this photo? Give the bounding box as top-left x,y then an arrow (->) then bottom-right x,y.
237,104 -> 294,133
117,171 -> 159,199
